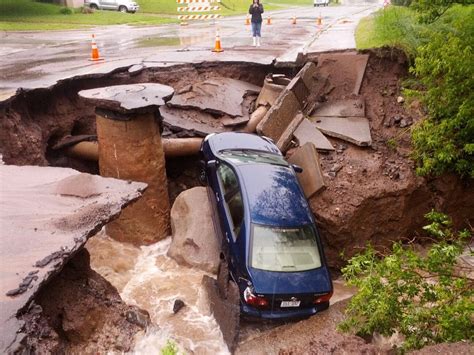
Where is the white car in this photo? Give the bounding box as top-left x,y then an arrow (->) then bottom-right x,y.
85,0 -> 140,13
314,0 -> 330,6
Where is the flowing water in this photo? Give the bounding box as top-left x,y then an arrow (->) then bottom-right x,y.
86,231 -> 229,354
86,230 -> 356,354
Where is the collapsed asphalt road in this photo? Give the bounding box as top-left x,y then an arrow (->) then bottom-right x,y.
0,2 -> 380,101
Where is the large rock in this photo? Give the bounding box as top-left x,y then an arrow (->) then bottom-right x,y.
167,187 -> 220,274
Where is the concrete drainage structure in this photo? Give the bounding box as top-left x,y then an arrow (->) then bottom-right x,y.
78,83 -> 174,245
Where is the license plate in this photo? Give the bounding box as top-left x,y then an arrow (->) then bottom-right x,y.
281,300 -> 300,307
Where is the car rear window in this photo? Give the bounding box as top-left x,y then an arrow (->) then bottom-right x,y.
220,149 -> 288,166
250,224 -> 322,272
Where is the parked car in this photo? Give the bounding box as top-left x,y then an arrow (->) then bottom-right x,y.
314,0 -> 330,6
200,132 -> 333,319
84,0 -> 139,13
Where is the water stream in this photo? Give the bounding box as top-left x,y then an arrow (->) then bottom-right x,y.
86,230 -> 355,354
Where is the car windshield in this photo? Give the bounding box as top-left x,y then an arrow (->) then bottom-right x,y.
219,149 -> 288,166
250,224 -> 322,272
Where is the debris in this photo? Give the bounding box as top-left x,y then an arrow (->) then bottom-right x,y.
311,99 -> 365,117
257,90 -> 302,151
167,187 -> 220,274
316,53 -> 369,95
168,78 -> 260,117
172,299 -> 186,314
125,307 -> 150,329
78,83 -> 174,114
397,96 -> 405,104
311,116 -> 372,147
202,276 -> 240,353
294,118 -> 334,151
221,115 -> 249,127
256,74 -> 288,107
128,64 -> 144,77
161,106 -> 227,137
287,143 -> 326,198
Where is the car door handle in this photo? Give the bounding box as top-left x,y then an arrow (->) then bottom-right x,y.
215,192 -> 220,202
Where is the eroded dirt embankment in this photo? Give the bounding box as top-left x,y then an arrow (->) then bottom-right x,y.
309,50 -> 473,268
18,249 -> 149,353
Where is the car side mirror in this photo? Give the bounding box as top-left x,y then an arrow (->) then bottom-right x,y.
207,160 -> 219,169
292,164 -> 303,173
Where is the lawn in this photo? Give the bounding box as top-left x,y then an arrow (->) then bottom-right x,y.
0,0 -> 314,31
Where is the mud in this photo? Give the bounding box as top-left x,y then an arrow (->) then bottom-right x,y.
308,50 -> 474,268
18,249 -> 149,353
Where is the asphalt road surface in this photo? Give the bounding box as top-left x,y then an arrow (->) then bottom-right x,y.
0,1 -> 381,102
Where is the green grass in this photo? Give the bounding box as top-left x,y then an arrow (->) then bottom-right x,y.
355,6 -> 421,57
0,0 -> 314,31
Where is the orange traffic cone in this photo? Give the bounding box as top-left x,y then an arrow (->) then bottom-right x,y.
317,14 -> 322,26
267,16 -> 272,25
212,30 -> 224,53
292,15 -> 296,25
89,34 -> 104,61
245,15 -> 250,25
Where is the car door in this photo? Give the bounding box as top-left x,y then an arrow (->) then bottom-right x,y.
99,0 -> 117,10
215,163 -> 245,274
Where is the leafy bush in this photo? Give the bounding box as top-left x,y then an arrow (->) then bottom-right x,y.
411,6 -> 474,177
161,340 -> 178,355
339,211 -> 473,350
59,6 -> 73,15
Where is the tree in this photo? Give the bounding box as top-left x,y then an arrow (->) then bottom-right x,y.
339,211 -> 473,350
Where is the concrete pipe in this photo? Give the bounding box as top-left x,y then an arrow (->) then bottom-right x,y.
66,137 -> 203,162
241,106 -> 269,133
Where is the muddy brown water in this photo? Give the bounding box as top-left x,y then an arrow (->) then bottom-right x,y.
86,231 -> 356,354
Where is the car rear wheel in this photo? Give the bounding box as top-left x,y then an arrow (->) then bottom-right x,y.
90,3 -> 98,10
217,258 -> 229,299
119,5 -> 127,13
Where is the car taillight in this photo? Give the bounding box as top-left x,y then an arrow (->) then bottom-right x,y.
243,287 -> 268,308
314,291 -> 333,304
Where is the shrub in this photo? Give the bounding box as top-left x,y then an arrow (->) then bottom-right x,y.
161,340 -> 178,355
339,211 -> 473,350
411,6 -> 474,177
59,6 -> 73,15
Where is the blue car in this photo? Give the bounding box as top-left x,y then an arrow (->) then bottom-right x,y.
200,132 -> 333,319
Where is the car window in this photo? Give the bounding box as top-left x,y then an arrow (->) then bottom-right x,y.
250,224 -> 322,272
217,164 -> 244,239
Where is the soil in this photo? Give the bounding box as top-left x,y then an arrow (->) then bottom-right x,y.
17,249 -> 149,353
307,49 -> 474,268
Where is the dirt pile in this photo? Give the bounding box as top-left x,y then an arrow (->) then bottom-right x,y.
17,249 -> 149,353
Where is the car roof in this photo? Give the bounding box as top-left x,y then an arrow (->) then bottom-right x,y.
236,163 -> 314,227
208,132 -> 281,155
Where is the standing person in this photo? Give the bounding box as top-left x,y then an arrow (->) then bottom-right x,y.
249,0 -> 264,47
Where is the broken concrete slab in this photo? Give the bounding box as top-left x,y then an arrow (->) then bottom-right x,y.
0,165 -> 146,353
312,99 -> 365,117
78,83 -> 174,115
311,116 -> 372,147
276,111 -> 304,152
202,276 -> 240,353
316,53 -> 369,96
257,90 -> 301,148
168,78 -> 261,118
288,143 -> 325,198
161,105 -> 228,137
221,115 -> 249,127
167,187 -> 220,274
256,75 -> 288,107
294,118 -> 334,151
